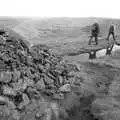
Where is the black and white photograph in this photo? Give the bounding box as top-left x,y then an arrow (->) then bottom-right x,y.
0,0 -> 119,120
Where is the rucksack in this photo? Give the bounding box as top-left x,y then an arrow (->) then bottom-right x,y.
91,23 -> 99,33
109,25 -> 114,33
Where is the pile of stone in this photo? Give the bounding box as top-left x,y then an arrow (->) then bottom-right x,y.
0,30 -> 80,120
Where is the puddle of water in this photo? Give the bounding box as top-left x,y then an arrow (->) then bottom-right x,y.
112,44 -> 120,51
96,49 -> 106,58
96,44 -> 120,58
64,45 -> 120,62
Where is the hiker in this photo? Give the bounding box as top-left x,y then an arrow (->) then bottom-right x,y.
107,23 -> 116,41
88,22 -> 100,45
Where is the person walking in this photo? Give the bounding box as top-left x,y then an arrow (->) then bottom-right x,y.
88,22 -> 100,45
107,23 -> 116,41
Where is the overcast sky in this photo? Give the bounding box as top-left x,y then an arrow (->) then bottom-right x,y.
0,0 -> 120,18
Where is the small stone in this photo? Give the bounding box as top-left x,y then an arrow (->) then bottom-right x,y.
35,78 -> 45,90
3,86 -> 16,96
35,111 -> 44,119
45,108 -> 52,120
7,100 -> 16,109
12,79 -> 25,92
0,71 -> 12,83
18,93 -> 30,110
59,76 -> 64,85
59,84 -> 71,92
12,69 -> 21,82
0,96 -> 7,105
11,109 -> 20,120
24,77 -> 34,87
23,93 -> 30,104
44,75 -> 54,85
53,93 -> 64,100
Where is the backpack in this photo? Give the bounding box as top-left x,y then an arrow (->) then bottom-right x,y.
91,23 -> 99,34
109,25 -> 114,33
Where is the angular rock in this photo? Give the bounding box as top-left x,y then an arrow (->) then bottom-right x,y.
12,69 -> 21,82
12,79 -> 26,92
58,76 -> 64,85
53,93 -> 64,100
18,93 -> 30,110
0,96 -> 7,105
7,100 -> 16,109
35,111 -> 44,119
44,75 -> 54,85
59,84 -> 71,92
24,77 -> 34,87
35,78 -> 45,90
11,109 -> 20,120
3,85 -> 16,96
0,71 -> 12,83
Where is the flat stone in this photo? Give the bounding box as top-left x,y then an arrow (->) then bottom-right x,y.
59,84 -> 71,92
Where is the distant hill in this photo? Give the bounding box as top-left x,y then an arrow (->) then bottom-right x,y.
12,17 -> 120,45
13,17 -> 101,44
0,17 -> 120,46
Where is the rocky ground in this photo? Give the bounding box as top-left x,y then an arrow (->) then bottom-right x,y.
0,18 -> 120,120
0,30 -> 119,120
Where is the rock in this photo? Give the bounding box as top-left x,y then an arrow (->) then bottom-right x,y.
18,93 -> 30,110
11,109 -> 20,120
44,75 -> 54,85
26,87 -> 40,99
12,69 -> 21,82
58,76 -> 64,85
59,84 -> 71,92
24,77 -> 34,87
35,111 -> 44,119
35,78 -> 45,90
53,93 -> 64,100
44,108 -> 52,120
3,85 -> 16,96
12,79 -> 26,92
7,100 -> 16,109
0,96 -> 7,105
0,71 -> 12,83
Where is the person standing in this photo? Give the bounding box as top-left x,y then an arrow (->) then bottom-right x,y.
88,22 -> 100,45
107,23 -> 116,41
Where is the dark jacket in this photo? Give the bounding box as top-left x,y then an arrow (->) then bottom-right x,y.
109,25 -> 114,33
91,23 -> 100,36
